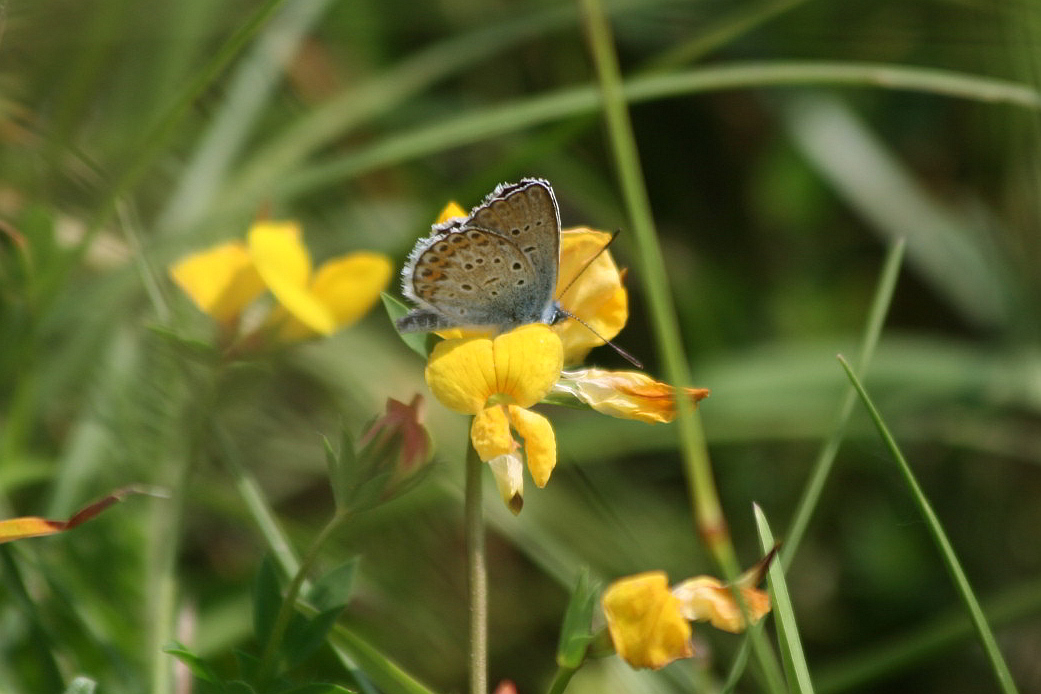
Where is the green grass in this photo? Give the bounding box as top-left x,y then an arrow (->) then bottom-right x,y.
2,0 -> 1040,692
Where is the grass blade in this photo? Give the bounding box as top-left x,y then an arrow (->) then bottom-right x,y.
837,355 -> 1020,694
753,504 -> 815,694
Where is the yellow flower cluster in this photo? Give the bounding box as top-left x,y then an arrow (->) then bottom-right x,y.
170,220 -> 391,347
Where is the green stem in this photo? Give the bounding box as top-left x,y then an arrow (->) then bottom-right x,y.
723,241 -> 906,690
219,428 -> 437,693
546,666 -> 577,694
577,2 -> 787,691
577,0 -> 732,575
838,356 -> 1020,694
257,508 -> 353,684
782,239 -> 906,566
149,446 -> 192,694
214,426 -> 301,578
465,440 -> 487,694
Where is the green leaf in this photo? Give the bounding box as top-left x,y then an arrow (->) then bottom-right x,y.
253,557 -> 282,645
307,557 -> 360,612
282,606 -> 346,669
753,505 -> 815,694
62,677 -> 97,694
555,568 -> 599,669
381,293 -> 437,359
164,643 -> 221,684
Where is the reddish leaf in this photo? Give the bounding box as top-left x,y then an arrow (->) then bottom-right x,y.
0,486 -> 163,544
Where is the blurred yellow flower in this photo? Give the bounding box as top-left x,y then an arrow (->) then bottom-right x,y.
170,220 -> 391,346
601,571 -> 693,670
424,324 -> 563,512
169,241 -> 265,327
602,558 -> 773,670
553,368 -> 710,424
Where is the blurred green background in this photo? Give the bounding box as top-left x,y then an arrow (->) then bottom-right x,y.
2,0 -> 1041,692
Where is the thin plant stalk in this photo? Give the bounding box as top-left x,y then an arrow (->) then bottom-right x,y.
577,1 -> 785,691
723,240 -> 905,691
783,239 -> 906,566
577,0 -> 731,577
218,429 -> 437,694
149,448 -> 192,694
838,356 -> 1020,694
257,508 -> 353,685
465,440 -> 488,694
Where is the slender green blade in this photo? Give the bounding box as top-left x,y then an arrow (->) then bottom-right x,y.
754,504 -> 815,694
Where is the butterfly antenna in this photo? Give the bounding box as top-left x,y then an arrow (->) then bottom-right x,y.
556,230 -> 642,368
559,308 -> 643,369
557,229 -> 621,300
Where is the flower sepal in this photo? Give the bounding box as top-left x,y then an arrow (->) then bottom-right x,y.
383,292 -> 440,359
325,396 -> 433,512
555,568 -> 601,669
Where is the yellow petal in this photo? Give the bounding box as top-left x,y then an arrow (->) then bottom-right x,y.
672,576 -> 771,633
507,405 -> 555,488
425,337 -> 498,414
554,368 -> 710,423
275,251 -> 392,341
248,221 -> 337,336
424,325 -> 562,414
554,228 -> 629,364
602,571 -> 693,670
436,201 -> 467,225
487,453 -> 524,515
471,405 -> 514,461
169,241 -> 265,323
490,325 -> 563,408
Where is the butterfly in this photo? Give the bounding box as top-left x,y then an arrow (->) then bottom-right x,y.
396,178 -> 565,334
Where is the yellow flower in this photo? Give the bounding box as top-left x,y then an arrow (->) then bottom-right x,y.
553,368 -> 710,423
169,241 -> 265,327
602,558 -> 774,670
170,220 -> 392,345
601,571 -> 693,670
431,204 -> 627,365
424,324 -> 563,512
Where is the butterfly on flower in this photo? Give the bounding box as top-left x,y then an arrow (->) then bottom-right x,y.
396,178 -> 565,334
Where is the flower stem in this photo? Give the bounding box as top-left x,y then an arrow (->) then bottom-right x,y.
546,666 -> 577,694
149,447 -> 191,694
257,507 -> 353,685
576,0 -> 734,575
465,439 -> 488,694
